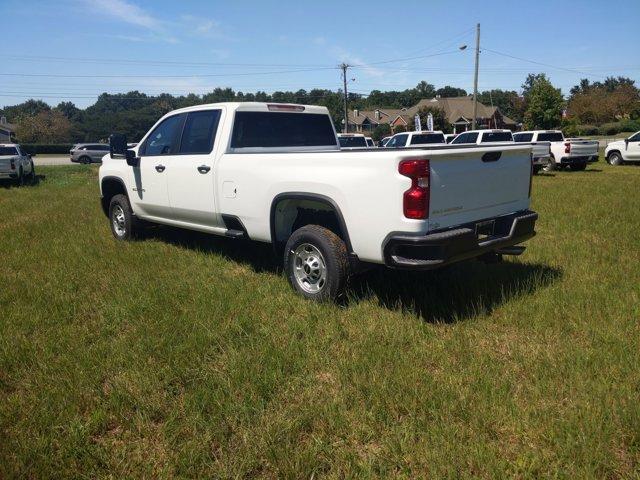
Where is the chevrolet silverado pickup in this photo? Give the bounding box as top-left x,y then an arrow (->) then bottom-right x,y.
605,131 -> 640,165
0,144 -> 36,185
512,132 -> 552,174
516,130 -> 598,172
100,102 -> 538,301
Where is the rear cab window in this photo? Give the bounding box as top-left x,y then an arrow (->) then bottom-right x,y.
338,136 -> 367,148
410,133 -> 446,145
537,132 -> 564,142
232,112 -> 337,148
0,146 -> 18,155
513,133 -> 533,142
481,131 -> 513,143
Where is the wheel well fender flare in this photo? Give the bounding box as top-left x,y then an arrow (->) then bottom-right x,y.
269,192 -> 353,252
100,176 -> 128,216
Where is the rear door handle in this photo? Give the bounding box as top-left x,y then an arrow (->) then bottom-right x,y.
155,164 -> 165,172
197,165 -> 211,174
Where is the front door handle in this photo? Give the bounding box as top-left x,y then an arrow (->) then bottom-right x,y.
155,164 -> 165,173
197,165 -> 211,174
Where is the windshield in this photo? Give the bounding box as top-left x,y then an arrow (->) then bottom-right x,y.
410,133 -> 446,145
339,136 -> 367,148
537,132 -> 564,142
481,132 -> 513,143
0,146 -> 18,155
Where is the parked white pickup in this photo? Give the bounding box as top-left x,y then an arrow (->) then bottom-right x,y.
515,130 -> 598,172
385,131 -> 446,147
0,144 -> 36,185
99,102 -> 538,301
512,132 -> 552,174
450,129 -> 514,145
604,131 -> 640,165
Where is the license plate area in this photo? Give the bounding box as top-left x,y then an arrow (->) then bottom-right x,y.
475,219 -> 495,240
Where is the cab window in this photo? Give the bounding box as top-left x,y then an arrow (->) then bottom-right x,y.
141,114 -> 184,156
179,110 -> 221,154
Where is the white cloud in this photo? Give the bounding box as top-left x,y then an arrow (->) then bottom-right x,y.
86,0 -> 162,30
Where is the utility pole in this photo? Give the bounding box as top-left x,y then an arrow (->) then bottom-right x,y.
341,63 -> 349,133
472,23 -> 480,130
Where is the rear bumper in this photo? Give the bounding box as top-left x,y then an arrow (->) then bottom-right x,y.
560,155 -> 599,164
383,210 -> 538,270
0,171 -> 17,179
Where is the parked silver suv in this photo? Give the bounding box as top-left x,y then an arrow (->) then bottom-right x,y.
70,143 -> 110,164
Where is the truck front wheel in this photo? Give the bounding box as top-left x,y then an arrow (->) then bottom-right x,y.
108,194 -> 142,240
284,225 -> 350,302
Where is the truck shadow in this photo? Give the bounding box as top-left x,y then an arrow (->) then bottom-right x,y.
349,261 -> 562,323
144,226 -> 561,323
0,174 -> 45,189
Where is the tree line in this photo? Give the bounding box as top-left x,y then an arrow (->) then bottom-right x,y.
2,74 -> 638,144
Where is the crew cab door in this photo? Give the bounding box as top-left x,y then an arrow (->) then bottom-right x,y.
133,113 -> 184,219
164,109 -> 222,227
626,132 -> 640,160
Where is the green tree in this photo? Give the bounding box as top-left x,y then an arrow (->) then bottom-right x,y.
522,75 -> 564,129
371,124 -> 391,141
16,110 -> 72,143
409,106 -> 450,133
436,86 -> 467,97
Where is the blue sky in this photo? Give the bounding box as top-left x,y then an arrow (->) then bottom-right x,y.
2,0 -> 639,108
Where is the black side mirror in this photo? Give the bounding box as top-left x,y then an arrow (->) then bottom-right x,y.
110,133 -> 139,167
625,138 -> 629,150
109,133 -> 128,158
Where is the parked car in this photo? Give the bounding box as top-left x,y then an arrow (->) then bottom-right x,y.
512,132 -> 552,174
514,130 -> 598,172
70,143 -> 111,164
450,129 -> 514,145
100,102 -> 538,302
365,137 -> 375,147
385,131 -> 446,147
604,131 -> 640,166
379,136 -> 392,147
0,143 -> 35,185
444,134 -> 457,143
337,133 -> 368,149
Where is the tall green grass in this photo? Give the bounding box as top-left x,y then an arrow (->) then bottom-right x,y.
1,161 -> 638,478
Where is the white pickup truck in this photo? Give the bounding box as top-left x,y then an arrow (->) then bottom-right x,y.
512,132 -> 552,174
604,131 -> 640,166
385,131 -> 446,148
99,102 -> 538,301
450,129 -> 514,145
515,130 -> 599,172
337,133 -> 368,149
0,144 -> 36,185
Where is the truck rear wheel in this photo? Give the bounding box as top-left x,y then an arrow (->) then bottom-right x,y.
542,156 -> 555,173
108,194 -> 142,240
284,225 -> 350,302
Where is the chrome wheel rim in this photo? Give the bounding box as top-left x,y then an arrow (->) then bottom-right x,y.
112,205 -> 126,237
292,243 -> 327,293
543,158 -> 554,172
610,154 -> 620,165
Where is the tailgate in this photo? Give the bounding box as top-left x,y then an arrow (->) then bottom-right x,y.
0,155 -> 15,173
570,140 -> 598,156
531,141 -> 550,157
428,145 -> 532,230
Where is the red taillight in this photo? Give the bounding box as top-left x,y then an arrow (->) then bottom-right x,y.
399,159 -> 430,219
10,159 -> 15,170
564,142 -> 571,153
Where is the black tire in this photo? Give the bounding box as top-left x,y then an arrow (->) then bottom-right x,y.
608,152 -> 623,166
533,165 -> 542,175
108,194 -> 142,240
28,162 -> 36,184
570,162 -> 587,171
284,225 -> 350,302
15,168 -> 24,187
79,156 -> 91,164
542,156 -> 555,173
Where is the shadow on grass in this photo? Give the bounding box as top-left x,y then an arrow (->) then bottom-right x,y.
350,260 -> 562,323
144,225 -> 561,322
0,174 -> 46,189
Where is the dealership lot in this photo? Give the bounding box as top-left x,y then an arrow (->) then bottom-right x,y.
1,161 -> 638,478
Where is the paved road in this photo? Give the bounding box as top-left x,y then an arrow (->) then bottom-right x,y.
34,156 -> 75,166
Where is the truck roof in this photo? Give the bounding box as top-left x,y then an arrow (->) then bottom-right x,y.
517,130 -> 562,134
464,129 -> 512,134
168,102 -> 331,116
337,133 -> 365,137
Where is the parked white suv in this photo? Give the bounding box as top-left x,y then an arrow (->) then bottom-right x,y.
99,102 -> 538,301
0,144 -> 36,185
515,130 -> 598,172
385,131 -> 446,147
605,131 -> 640,166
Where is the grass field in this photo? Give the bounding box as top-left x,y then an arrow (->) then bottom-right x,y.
1,159 -> 639,478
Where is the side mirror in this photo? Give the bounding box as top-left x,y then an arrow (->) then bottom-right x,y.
110,133 -> 139,167
109,133 -> 128,158
625,138 -> 629,150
